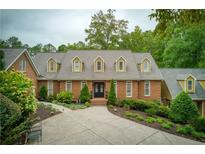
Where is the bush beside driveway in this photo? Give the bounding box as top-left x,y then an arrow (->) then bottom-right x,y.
38,102 -> 204,145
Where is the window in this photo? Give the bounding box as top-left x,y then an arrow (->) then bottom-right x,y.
142,59 -> 151,72
187,80 -> 193,91
47,58 -> 57,72
72,57 -> 82,72
81,81 -> 87,89
94,56 -> 104,72
114,81 -> 117,97
47,81 -> 53,96
186,77 -> 195,92
144,80 -> 150,96
116,57 -> 126,72
126,81 -> 132,97
97,61 -> 102,71
66,81 -> 72,92
19,60 -> 26,72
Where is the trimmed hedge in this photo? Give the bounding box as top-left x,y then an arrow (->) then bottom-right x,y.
56,91 -> 73,104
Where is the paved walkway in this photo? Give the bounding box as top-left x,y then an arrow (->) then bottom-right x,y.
39,102 -> 204,145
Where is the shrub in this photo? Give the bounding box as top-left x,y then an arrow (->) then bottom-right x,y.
85,102 -> 91,107
169,92 -> 199,123
135,114 -> 144,121
156,106 -> 170,118
47,94 -> 56,102
145,116 -> 156,123
177,125 -> 195,135
79,84 -> 90,104
39,86 -> 47,101
145,108 -> 158,116
52,100 -> 58,104
108,80 -> 117,105
123,103 -> 130,110
0,93 -> 31,144
161,121 -> 174,129
156,117 -> 165,124
124,111 -> 136,118
56,91 -> 73,104
108,104 -> 114,109
115,100 -> 123,107
191,117 -> 205,133
191,131 -> 205,141
0,71 -> 37,115
0,50 -> 4,70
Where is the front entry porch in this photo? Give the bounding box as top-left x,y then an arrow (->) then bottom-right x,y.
91,81 -> 107,105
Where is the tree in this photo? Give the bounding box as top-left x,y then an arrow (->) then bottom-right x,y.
79,84 -> 90,103
0,50 -> 4,70
169,91 -> 199,124
58,44 -> 67,52
0,39 -> 7,48
5,36 -> 23,48
108,80 -> 117,105
39,86 -> 47,100
30,43 -> 43,55
0,71 -> 37,115
85,9 -> 128,49
43,43 -> 56,52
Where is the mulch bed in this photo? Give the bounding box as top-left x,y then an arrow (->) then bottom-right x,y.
108,106 -> 202,142
34,105 -> 61,122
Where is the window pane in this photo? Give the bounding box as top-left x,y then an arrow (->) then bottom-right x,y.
188,80 -> 193,90
145,81 -> 150,96
97,61 -> 102,70
67,81 -> 72,92
126,81 -> 132,97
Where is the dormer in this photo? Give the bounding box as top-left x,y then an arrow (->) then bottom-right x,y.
116,56 -> 127,72
141,58 -> 151,72
94,56 -> 104,72
185,75 -> 196,93
47,58 -> 57,72
72,56 -> 82,72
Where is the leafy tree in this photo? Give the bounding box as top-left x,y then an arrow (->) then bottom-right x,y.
169,91 -> 199,124
108,80 -> 117,105
0,50 -> 4,70
0,93 -> 32,144
0,71 -> 37,115
85,9 -> 128,49
5,36 -> 23,48
79,84 -> 90,103
58,44 -> 67,52
30,43 -> 43,56
39,86 -> 47,100
43,43 -> 56,52
0,39 -> 7,48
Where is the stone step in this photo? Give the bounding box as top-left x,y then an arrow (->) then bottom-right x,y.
91,98 -> 107,105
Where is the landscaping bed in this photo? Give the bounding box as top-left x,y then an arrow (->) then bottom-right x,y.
34,103 -> 61,122
52,102 -> 90,110
107,96 -> 205,143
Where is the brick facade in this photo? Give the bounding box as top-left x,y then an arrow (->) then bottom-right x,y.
8,52 -> 38,96
39,80 -> 161,101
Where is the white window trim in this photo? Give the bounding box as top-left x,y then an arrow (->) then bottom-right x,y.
187,79 -> 193,91
94,56 -> 104,72
116,56 -> 127,72
126,81 -> 132,97
81,81 -> 87,90
72,56 -> 82,72
47,80 -> 53,96
66,81 -> 72,92
19,60 -> 26,72
47,58 -> 57,72
144,80 -> 150,96
141,58 -> 151,73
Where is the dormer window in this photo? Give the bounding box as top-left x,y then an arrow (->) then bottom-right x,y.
116,56 -> 126,72
72,56 -> 82,72
186,75 -> 195,93
47,58 -> 57,72
94,56 -> 104,72
141,58 -> 151,72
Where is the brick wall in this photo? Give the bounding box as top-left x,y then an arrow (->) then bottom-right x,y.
138,80 -> 161,101
8,52 -> 38,96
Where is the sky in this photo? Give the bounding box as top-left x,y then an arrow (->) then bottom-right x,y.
0,9 -> 157,47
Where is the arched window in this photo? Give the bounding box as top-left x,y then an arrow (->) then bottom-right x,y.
47,58 -> 57,72
142,58 -> 151,72
94,56 -> 104,72
116,57 -> 126,72
72,57 -> 82,72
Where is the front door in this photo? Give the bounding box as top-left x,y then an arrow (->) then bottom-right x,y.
94,82 -> 104,98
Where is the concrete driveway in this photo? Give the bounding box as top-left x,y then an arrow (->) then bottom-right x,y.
40,103 -> 204,145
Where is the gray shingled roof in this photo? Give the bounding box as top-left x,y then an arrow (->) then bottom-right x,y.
1,48 -> 25,69
160,68 -> 205,100
33,50 -> 163,80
